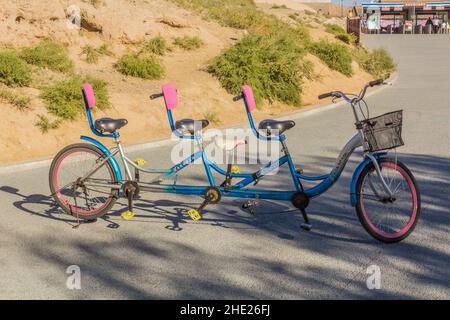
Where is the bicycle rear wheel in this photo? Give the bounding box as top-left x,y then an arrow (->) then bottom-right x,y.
356,158 -> 421,243
49,143 -> 119,220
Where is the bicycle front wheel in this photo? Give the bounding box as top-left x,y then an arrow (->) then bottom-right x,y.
356,158 -> 421,243
49,143 -> 119,220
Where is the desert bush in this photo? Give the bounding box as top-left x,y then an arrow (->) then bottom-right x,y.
41,76 -> 109,120
171,0 -> 265,29
311,40 -> 353,76
82,44 -> 113,63
173,36 -> 204,50
20,39 -> 74,73
324,23 -> 346,35
0,50 -> 32,87
209,32 -> 309,107
115,53 -> 164,79
81,45 -> 100,64
141,36 -> 171,56
35,114 -> 61,133
0,86 -> 30,109
304,10 -> 315,16
354,47 -> 396,79
271,4 -> 287,9
335,33 -> 355,44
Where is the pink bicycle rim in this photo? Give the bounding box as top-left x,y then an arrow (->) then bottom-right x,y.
360,163 -> 418,238
53,148 -> 113,215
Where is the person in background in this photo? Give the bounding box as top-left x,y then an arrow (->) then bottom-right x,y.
433,16 -> 440,34
441,21 -> 447,34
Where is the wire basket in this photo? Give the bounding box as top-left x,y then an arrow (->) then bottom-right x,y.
361,110 -> 404,152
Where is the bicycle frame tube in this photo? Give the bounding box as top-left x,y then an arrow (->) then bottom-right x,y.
80,136 -> 123,181
301,133 -> 363,198
79,127 -> 381,204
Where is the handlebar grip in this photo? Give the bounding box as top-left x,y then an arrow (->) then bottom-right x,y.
369,79 -> 384,87
149,93 -> 164,100
233,94 -> 243,102
318,92 -> 333,100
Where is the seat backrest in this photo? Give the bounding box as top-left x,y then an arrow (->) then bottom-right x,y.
82,83 -> 95,109
162,83 -> 178,110
242,84 -> 256,113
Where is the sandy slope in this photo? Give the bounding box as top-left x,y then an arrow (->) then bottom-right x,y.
0,0 -> 372,165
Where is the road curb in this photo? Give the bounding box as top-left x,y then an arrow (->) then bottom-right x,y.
0,73 -> 398,175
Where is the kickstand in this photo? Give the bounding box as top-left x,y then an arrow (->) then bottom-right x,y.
299,207 -> 311,231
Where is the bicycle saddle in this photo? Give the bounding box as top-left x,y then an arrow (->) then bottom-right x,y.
94,118 -> 128,133
258,119 -> 296,135
175,119 -> 209,135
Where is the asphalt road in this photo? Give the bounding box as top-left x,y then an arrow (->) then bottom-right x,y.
0,35 -> 449,299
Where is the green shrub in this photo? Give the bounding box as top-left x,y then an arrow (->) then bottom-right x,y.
171,0 -> 265,29
41,76 -> 109,120
115,53 -> 164,79
209,33 -> 308,107
173,36 -> 204,50
35,114 -> 61,133
173,0 -> 312,107
20,39 -> 74,73
141,36 -> 170,56
0,86 -> 30,109
304,10 -> 315,16
82,45 -> 100,64
311,40 -> 353,76
82,44 -> 113,63
271,4 -> 287,9
325,23 -> 346,35
335,33 -> 354,44
97,44 -> 113,56
354,47 -> 396,79
0,51 -> 32,87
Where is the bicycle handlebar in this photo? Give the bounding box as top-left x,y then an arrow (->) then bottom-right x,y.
318,79 -> 386,103
318,92 -> 334,100
149,93 -> 164,100
233,94 -> 243,102
369,79 -> 384,87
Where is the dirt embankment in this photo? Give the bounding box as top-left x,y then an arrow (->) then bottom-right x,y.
0,0 -> 372,165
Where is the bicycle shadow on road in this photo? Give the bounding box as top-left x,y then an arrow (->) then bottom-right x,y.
1,151 -> 449,243
0,152 -> 449,299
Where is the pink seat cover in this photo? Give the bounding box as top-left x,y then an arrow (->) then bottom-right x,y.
162,83 -> 178,110
82,83 -> 95,109
242,85 -> 256,112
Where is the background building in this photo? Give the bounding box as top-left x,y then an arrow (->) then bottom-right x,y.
361,1 -> 450,33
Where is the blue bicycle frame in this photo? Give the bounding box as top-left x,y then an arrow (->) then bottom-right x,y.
80,88 -> 389,207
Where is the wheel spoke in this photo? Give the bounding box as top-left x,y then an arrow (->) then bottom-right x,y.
51,147 -> 116,216
358,161 -> 418,241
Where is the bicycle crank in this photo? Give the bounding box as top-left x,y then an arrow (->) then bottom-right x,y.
187,187 -> 221,221
291,192 -> 312,231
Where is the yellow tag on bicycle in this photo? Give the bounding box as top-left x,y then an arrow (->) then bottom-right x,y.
231,165 -> 241,174
187,209 -> 201,221
134,158 -> 147,166
121,211 -> 135,220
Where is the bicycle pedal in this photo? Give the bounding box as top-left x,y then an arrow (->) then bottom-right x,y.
121,210 -> 135,220
231,165 -> 241,174
187,209 -> 201,221
300,223 -> 312,231
242,200 -> 257,215
133,158 -> 147,166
